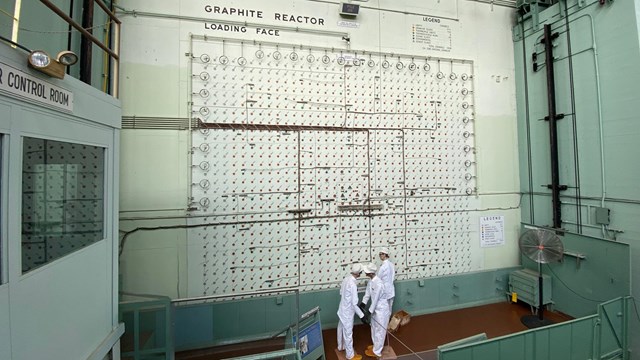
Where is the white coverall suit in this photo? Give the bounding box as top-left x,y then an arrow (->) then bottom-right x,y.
337,274 -> 365,359
364,275 -> 391,357
378,259 -> 395,309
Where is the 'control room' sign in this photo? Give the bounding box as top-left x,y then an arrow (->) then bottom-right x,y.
0,62 -> 73,112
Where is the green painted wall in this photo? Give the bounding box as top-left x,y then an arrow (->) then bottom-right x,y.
173,268 -> 516,350
514,0 -> 640,356
520,224 -> 630,317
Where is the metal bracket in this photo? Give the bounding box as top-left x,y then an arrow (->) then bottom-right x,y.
563,250 -> 586,269
546,184 -> 568,191
512,23 -> 524,42
532,2 -> 541,31
544,113 -> 565,121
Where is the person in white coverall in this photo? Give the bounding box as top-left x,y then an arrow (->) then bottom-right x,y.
377,247 -> 395,310
337,263 -> 365,360
362,263 -> 390,359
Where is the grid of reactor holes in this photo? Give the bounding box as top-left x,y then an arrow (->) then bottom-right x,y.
187,40 -> 477,296
21,139 -> 105,273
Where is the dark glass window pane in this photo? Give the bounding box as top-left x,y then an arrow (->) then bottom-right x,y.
21,137 -> 105,273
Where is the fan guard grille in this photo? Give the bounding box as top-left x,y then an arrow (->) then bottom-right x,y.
518,229 -> 564,264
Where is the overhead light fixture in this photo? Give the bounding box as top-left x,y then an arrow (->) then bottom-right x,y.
56,50 -> 78,66
28,51 -> 50,67
27,50 -> 78,79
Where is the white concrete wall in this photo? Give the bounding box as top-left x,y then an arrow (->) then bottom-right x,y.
118,0 -> 520,298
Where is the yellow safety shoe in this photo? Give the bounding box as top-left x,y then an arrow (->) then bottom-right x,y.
365,348 -> 376,358
348,354 -> 362,360
366,345 -> 373,352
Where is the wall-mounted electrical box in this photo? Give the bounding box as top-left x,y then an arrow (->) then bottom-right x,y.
595,207 -> 610,225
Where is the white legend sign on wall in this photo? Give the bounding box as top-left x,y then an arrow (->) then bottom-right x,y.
479,215 -> 505,248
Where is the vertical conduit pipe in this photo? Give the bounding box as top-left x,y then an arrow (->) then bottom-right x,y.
580,13 -> 609,237
521,20 -> 535,223
562,0 -> 582,233
542,24 -> 562,229
80,0 -> 94,84
66,0 -> 74,75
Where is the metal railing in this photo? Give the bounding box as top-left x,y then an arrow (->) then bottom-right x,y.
39,0 -> 121,97
172,288 -> 303,355
119,292 -> 174,360
438,296 -> 632,360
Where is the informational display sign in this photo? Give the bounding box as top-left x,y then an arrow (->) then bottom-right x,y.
337,20 -> 360,28
412,17 -> 452,52
480,215 -> 505,247
293,320 -> 323,358
0,62 -> 73,112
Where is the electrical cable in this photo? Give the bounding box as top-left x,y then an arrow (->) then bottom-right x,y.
0,18 -> 112,34
544,264 -> 606,303
0,7 -> 16,20
0,34 -> 30,52
120,196 -> 515,248
119,207 -> 492,257
368,311 -> 424,360
527,263 -> 639,330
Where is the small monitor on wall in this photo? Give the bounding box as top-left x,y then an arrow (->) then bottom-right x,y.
340,2 -> 360,17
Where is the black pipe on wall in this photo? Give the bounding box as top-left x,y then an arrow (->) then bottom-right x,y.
542,24 -> 562,229
66,0 -> 74,75
80,0 -> 93,84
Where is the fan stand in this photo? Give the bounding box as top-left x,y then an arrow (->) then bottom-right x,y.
521,261 -> 554,328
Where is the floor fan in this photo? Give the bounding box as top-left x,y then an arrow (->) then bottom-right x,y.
518,228 -> 564,328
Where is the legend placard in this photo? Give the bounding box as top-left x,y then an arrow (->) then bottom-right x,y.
480,215 -> 505,247
412,20 -> 452,52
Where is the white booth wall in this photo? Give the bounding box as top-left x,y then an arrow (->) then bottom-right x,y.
0,45 -> 121,359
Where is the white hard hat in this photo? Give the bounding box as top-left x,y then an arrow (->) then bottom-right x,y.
379,247 -> 389,255
364,263 -> 377,274
350,263 -> 363,274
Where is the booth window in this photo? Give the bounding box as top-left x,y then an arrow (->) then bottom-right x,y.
21,138 -> 105,273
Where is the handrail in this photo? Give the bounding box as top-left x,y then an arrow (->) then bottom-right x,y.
270,306 -> 321,339
119,291 -> 171,301
39,0 -> 118,59
438,297 -> 632,360
172,288 -> 302,353
172,287 -> 299,304
222,347 -> 300,360
38,0 -> 121,97
94,0 -> 121,24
